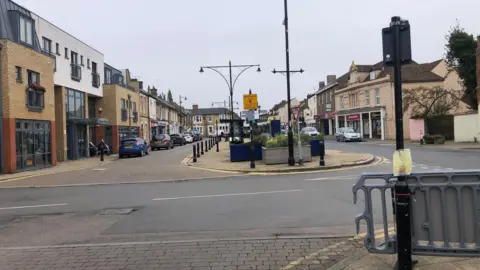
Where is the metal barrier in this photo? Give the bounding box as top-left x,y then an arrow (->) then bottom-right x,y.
353,171 -> 480,257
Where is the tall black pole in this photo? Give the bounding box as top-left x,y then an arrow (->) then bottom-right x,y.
229,61 -> 234,142
391,16 -> 412,270
283,0 -> 295,166
128,94 -> 132,137
216,120 -> 219,152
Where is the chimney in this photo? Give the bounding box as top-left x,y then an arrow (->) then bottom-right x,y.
326,75 -> 336,84
318,81 -> 325,89
192,104 -> 199,114
139,81 -> 144,90
150,86 -> 158,97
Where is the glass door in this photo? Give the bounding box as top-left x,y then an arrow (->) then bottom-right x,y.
77,125 -> 86,158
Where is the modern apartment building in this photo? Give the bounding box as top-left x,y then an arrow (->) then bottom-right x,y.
0,0 -> 57,173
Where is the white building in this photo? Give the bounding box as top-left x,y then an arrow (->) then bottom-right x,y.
278,98 -> 299,124
305,94 -> 317,127
31,11 -> 104,161
148,96 -> 156,135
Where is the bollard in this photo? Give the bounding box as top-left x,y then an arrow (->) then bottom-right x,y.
205,140 -> 208,152
196,143 -> 200,158
319,154 -> 325,166
193,145 -> 197,163
100,148 -> 104,162
216,137 -> 219,152
319,139 -> 325,166
201,142 -> 204,155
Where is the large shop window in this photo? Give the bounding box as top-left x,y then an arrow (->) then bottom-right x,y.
119,126 -> 139,140
66,88 -> 85,119
16,120 -> 51,171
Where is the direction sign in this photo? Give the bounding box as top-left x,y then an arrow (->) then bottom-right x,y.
243,94 -> 258,110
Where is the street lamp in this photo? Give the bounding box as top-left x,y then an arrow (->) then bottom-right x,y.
179,95 -> 187,132
199,61 -> 261,141
271,0 -> 305,167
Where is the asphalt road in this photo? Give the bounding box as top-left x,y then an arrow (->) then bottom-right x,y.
0,141 -> 479,246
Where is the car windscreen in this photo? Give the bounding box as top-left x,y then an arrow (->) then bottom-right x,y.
121,139 -> 137,146
153,135 -> 165,141
304,127 -> 316,132
345,128 -> 355,133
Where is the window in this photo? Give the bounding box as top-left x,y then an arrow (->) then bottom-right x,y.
19,16 -> 33,46
365,90 -> 370,105
26,70 -> 44,110
133,102 -> 137,112
375,89 -> 380,105
65,89 -> 85,119
370,71 -> 376,81
80,55 -> 84,66
15,120 -> 51,171
349,72 -> 356,84
42,37 -> 52,53
105,69 -> 112,84
340,96 -> 345,109
71,51 -> 78,64
208,116 -> 212,122
65,48 -> 69,59
55,43 -> 60,55
87,59 -> 90,69
15,66 -> 22,82
209,126 -> 213,133
121,98 -> 126,109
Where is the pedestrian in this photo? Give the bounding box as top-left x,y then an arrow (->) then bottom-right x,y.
98,138 -> 106,161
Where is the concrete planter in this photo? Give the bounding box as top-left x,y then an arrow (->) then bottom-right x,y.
262,145 -> 312,165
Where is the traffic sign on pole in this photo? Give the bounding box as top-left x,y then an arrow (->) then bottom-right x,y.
243,94 -> 258,110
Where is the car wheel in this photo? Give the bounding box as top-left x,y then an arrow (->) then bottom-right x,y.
140,150 -> 144,157
119,155 -> 123,159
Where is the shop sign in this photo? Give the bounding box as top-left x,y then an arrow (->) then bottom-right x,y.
346,114 -> 360,121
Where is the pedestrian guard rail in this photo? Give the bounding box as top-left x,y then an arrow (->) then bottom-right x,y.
353,171 -> 480,257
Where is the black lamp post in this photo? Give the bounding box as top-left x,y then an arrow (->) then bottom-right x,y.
271,0 -> 305,167
199,62 -> 261,142
127,94 -> 132,137
179,95 -> 187,132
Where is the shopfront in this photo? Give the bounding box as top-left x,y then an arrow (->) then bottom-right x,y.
150,120 -> 158,137
66,88 -> 88,160
335,107 -> 385,140
119,126 -> 139,141
315,112 -> 335,135
15,119 -> 52,171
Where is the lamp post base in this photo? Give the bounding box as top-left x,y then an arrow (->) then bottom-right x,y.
288,157 -> 295,166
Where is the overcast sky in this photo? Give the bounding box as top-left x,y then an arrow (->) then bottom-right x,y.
17,0 -> 480,111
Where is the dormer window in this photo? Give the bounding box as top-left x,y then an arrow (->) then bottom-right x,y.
370,71 -> 376,80
349,71 -> 357,84
19,16 -> 33,46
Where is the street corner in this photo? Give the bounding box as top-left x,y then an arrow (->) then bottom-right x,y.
281,228 -> 395,270
186,146 -> 380,175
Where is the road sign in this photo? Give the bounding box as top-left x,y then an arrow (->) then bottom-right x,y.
290,106 -> 301,120
243,94 -> 258,110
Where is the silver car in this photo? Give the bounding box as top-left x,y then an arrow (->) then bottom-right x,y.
335,127 -> 362,142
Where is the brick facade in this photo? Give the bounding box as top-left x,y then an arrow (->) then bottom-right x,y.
1,39 -> 55,173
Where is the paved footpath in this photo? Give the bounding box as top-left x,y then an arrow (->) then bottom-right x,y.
0,237 -> 364,270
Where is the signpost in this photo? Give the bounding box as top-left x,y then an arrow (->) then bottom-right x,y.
291,106 -> 302,165
243,94 -> 258,111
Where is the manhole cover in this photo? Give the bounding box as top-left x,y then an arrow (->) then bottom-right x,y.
98,208 -> 136,215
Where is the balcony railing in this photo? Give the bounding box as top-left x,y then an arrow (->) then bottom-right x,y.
133,111 -> 138,122
71,63 -> 82,81
92,72 -> 100,88
121,109 -> 128,121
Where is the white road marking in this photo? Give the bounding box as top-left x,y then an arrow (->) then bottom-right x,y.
152,189 -> 302,201
0,203 -> 68,210
304,175 -> 356,181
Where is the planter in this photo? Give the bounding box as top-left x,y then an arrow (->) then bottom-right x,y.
434,138 -> 445,145
309,139 -> 325,156
262,145 -> 312,165
230,144 -> 262,162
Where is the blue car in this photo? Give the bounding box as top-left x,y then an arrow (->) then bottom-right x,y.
119,137 -> 150,158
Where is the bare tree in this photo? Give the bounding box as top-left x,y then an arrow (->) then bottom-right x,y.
403,86 -> 462,133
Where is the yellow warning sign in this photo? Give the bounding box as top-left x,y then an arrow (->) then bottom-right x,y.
393,149 -> 412,176
243,94 -> 258,110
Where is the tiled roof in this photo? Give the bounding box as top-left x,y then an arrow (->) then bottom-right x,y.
420,59 -> 442,71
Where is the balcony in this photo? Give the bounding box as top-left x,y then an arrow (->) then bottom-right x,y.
121,109 -> 128,121
92,72 -> 100,87
71,63 -> 82,82
133,111 -> 138,122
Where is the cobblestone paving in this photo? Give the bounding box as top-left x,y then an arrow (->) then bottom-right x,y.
0,237 -> 363,270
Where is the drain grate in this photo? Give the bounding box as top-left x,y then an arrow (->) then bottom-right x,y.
98,208 -> 138,215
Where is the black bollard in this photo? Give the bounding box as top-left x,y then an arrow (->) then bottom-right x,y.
319,154 -> 325,166
196,143 -> 200,158
100,148 -> 104,162
193,145 -> 197,162
201,142 -> 204,155
205,140 -> 208,152
216,137 -> 219,152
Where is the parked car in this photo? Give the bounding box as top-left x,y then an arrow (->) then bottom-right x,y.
150,134 -> 174,150
335,127 -> 362,142
183,133 -> 194,143
119,137 -> 149,158
171,134 -> 186,146
301,127 -> 320,136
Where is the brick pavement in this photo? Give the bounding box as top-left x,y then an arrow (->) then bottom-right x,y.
0,237 -> 363,270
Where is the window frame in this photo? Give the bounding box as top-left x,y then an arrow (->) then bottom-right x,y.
365,90 -> 370,105
65,48 -> 69,59
87,59 -> 90,69
26,70 -> 44,111
55,43 -> 60,55
80,55 -> 84,66
15,66 -> 22,83
19,15 -> 33,46
375,89 -> 381,105
42,37 -> 52,54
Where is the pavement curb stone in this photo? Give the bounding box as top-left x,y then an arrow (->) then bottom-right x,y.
187,154 -> 376,173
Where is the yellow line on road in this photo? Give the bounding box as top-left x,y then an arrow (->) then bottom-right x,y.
280,227 -> 394,270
